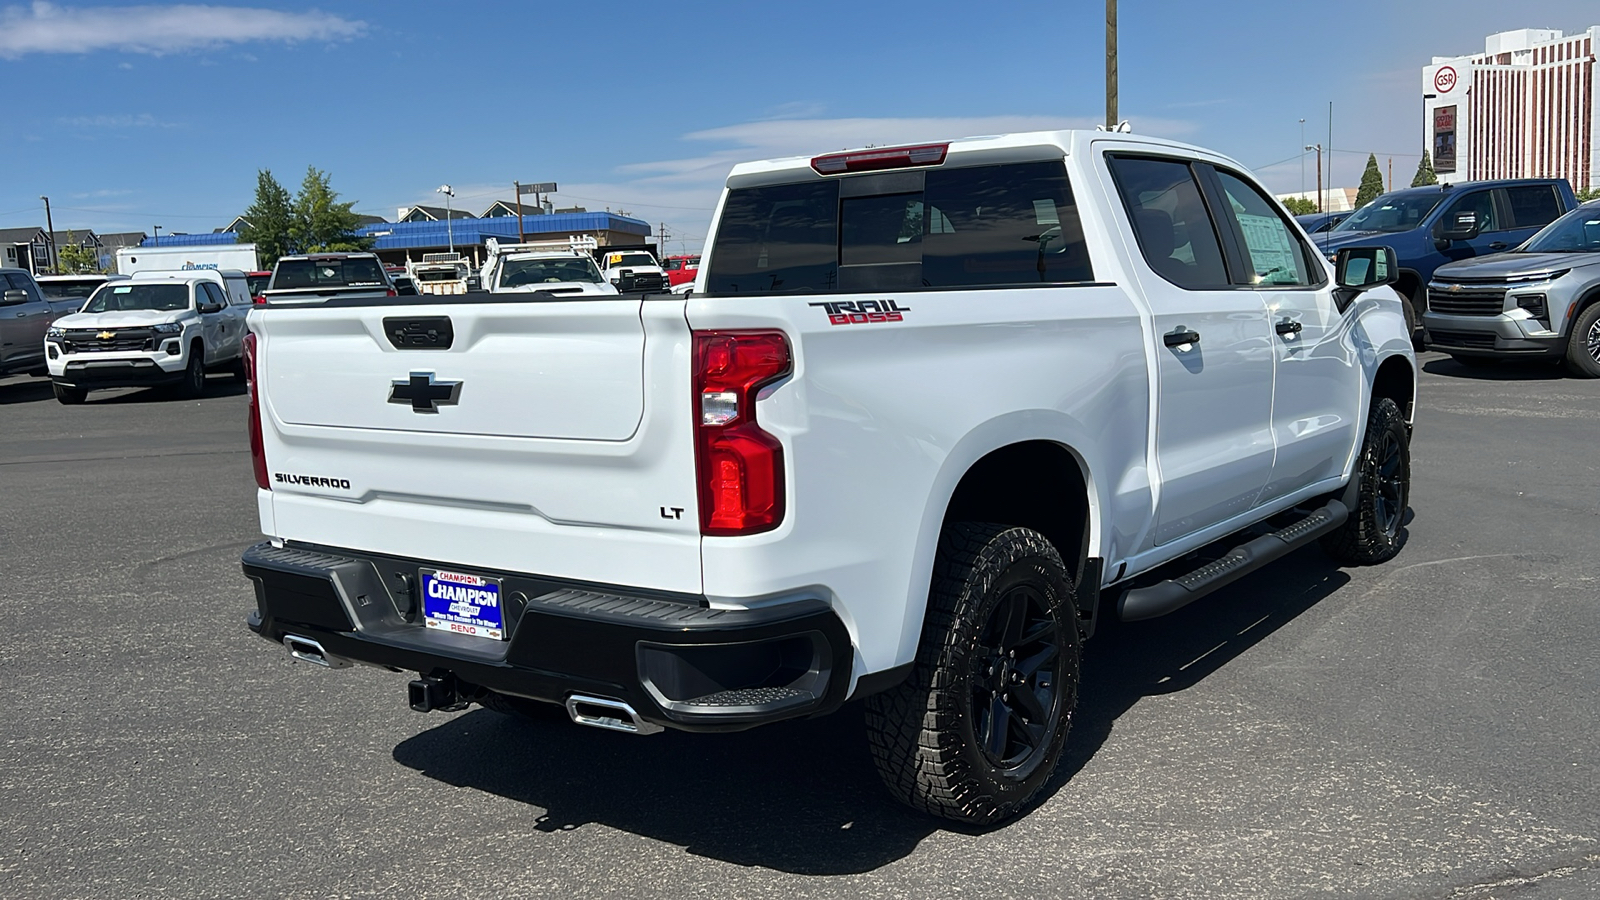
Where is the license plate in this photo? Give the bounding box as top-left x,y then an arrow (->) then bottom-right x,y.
420,568 -> 506,641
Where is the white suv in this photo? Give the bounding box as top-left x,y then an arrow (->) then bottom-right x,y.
45,269 -> 251,403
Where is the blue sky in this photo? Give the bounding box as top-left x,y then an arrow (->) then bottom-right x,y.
2,0 -> 1596,253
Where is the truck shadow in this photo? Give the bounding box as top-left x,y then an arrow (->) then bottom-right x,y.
0,379 -> 54,404
1421,356 -> 1566,380
391,543 -> 1364,875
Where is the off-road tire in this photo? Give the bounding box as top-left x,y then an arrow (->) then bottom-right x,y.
1322,397 -> 1409,565
52,383 -> 86,405
1563,303 -> 1600,378
1401,293 -> 1421,346
864,523 -> 1080,825
178,343 -> 206,398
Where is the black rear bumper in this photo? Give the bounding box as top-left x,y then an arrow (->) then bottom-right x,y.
241,542 -> 853,732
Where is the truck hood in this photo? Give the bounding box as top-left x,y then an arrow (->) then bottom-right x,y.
1433,251 -> 1600,282
52,309 -> 190,329
1303,229 -> 1410,255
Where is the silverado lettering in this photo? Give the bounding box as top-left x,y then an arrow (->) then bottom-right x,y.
272,473 -> 352,490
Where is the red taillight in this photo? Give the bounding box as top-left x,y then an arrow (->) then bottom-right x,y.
386,288 -> 398,297
243,332 -> 269,490
692,331 -> 791,535
810,143 -> 948,175
252,295 -> 266,305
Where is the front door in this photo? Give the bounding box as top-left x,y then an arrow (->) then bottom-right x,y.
1104,154 -> 1276,545
1208,168 -> 1363,501
0,273 -> 50,368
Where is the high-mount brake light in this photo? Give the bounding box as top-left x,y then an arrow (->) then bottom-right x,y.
810,143 -> 949,175
243,331 -> 269,490
692,331 -> 791,536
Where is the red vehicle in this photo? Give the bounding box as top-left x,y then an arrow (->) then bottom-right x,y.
662,254 -> 700,288
247,271 -> 272,304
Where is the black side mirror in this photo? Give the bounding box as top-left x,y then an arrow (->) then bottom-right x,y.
1437,209 -> 1482,242
198,301 -> 224,314
1336,245 -> 1398,291
0,289 -> 28,306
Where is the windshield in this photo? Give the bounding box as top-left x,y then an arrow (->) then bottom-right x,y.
39,279 -> 105,300
1332,193 -> 1445,233
1519,205 -> 1600,253
606,253 -> 657,269
272,257 -> 388,289
83,283 -> 190,313
497,256 -> 604,288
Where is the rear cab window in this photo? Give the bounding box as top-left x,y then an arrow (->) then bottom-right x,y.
272,257 -> 388,289
1503,184 -> 1564,229
705,160 -> 1094,296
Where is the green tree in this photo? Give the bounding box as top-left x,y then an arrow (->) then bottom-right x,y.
291,166 -> 371,254
1281,196 -> 1317,215
1355,153 -> 1386,208
1576,186 -> 1600,203
56,231 -> 101,274
1411,150 -> 1438,187
237,169 -> 295,268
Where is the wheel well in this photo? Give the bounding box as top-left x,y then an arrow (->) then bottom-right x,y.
1568,286 -> 1600,331
942,441 -> 1090,581
1395,270 -> 1423,307
1373,356 -> 1415,422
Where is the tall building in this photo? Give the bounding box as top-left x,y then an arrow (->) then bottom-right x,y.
1422,27 -> 1597,190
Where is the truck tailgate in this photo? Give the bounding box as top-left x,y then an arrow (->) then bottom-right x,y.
252,296 -> 703,593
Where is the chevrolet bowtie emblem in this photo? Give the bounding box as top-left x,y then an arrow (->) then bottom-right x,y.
1448,284 -> 1462,292
97,331 -> 115,339
388,371 -> 462,413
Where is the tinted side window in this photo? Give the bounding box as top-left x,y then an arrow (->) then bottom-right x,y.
1441,190 -> 1499,233
706,182 -> 839,295
6,273 -> 42,302
920,161 -> 1093,287
201,283 -> 226,308
1108,156 -> 1230,289
1504,185 -> 1563,229
1215,171 -> 1314,287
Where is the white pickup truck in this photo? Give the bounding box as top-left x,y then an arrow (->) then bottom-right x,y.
240,130 -> 1417,824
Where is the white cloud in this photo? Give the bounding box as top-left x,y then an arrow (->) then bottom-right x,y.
57,112 -> 176,128
0,2 -> 364,58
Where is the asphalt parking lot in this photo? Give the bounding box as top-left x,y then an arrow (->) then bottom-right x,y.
1,354 -> 1597,900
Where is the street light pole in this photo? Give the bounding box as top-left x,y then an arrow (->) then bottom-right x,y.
1304,145 -> 1323,212
153,224 -> 162,245
40,195 -> 57,274
1299,119 -> 1306,198
436,185 -> 454,254
1105,0 -> 1118,129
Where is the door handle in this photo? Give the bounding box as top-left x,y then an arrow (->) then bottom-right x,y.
13,312 -> 24,318
1488,241 -> 1507,250
1164,327 -> 1201,348
1276,319 -> 1303,336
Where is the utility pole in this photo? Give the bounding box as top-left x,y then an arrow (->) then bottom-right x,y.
514,181 -> 526,242
40,195 -> 57,274
1105,0 -> 1118,129
1388,157 -> 1393,192
1304,144 -> 1323,212
153,224 -> 162,245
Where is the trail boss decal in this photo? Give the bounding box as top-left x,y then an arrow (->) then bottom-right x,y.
809,299 -> 909,325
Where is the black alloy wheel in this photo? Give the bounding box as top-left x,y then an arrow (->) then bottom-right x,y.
1371,427 -> 1405,540
970,583 -> 1065,772
179,345 -> 206,398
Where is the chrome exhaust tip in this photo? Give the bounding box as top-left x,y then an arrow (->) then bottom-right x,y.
565,694 -> 663,735
282,634 -> 352,669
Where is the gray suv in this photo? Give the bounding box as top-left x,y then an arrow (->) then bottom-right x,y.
0,268 -> 86,379
1424,200 -> 1600,376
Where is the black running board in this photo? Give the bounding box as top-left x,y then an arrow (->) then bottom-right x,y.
1118,499 -> 1348,622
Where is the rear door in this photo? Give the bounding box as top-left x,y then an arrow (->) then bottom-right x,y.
1498,184 -> 1567,249
255,295 -> 704,593
1104,154 -> 1277,545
